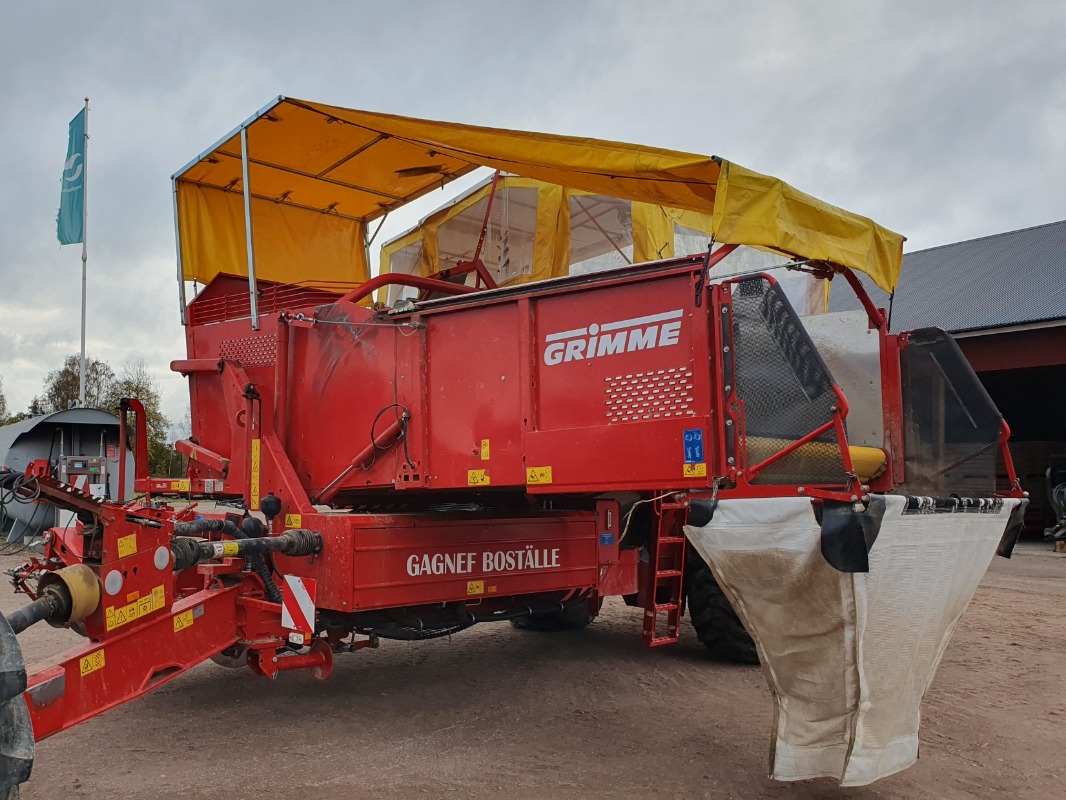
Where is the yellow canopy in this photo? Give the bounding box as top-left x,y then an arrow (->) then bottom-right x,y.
174,96 -> 904,293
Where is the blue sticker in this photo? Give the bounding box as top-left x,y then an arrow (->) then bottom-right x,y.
683,429 -> 704,463
600,533 -> 615,546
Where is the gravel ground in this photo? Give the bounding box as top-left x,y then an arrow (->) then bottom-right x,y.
2,548 -> 1063,799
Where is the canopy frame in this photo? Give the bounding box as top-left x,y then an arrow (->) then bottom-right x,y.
172,96 -> 904,329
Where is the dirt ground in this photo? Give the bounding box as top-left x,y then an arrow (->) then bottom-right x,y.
2,547 -> 1063,800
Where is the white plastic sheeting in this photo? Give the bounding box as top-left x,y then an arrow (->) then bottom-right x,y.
684,494 -> 1019,786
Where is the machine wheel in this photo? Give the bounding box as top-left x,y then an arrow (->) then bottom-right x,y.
511,602 -> 594,632
210,644 -> 249,669
685,558 -> 759,664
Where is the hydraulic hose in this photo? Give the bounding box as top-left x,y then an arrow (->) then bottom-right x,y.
172,518 -> 282,600
171,528 -> 321,570
170,520 -> 320,603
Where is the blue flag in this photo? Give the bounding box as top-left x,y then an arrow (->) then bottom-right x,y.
57,108 -> 87,245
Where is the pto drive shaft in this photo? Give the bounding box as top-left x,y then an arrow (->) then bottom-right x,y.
170,529 -> 322,571
6,565 -> 101,635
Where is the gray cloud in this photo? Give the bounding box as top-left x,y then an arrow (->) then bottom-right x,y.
1,0 -> 1063,425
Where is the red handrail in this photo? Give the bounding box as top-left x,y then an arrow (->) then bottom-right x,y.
338,274 -> 479,306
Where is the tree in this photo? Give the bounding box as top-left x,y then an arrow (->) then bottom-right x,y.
33,355 -> 181,478
0,376 -> 29,425
106,360 -> 174,477
39,355 -> 115,413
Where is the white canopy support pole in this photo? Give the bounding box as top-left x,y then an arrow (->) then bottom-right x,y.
173,178 -> 187,325
240,125 -> 260,331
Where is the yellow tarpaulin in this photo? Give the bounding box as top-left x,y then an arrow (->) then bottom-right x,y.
174,96 -> 904,293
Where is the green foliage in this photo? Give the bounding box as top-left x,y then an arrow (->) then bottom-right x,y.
0,376 -> 29,425
38,355 -> 115,413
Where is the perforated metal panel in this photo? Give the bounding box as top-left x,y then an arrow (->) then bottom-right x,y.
731,277 -> 844,483
219,334 -> 277,368
604,367 -> 695,423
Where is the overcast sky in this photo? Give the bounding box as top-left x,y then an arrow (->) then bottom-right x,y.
0,1 -> 1063,428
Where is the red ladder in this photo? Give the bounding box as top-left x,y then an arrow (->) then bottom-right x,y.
642,501 -> 687,647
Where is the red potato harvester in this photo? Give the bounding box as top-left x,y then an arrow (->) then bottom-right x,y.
0,98 -> 1027,793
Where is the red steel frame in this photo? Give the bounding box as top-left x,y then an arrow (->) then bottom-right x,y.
7,248 -> 1025,748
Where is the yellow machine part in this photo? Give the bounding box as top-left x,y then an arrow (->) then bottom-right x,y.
37,564 -> 101,628
746,437 -> 887,483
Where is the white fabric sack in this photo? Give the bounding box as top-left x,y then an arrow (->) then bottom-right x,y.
684,494 -> 1018,786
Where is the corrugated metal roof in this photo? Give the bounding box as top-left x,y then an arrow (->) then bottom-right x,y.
829,219 -> 1066,333
0,409 -> 120,460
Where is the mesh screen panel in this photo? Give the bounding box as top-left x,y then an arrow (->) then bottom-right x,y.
568,195 -> 634,275
731,277 -> 846,484
899,328 -> 1003,496
437,187 -> 538,285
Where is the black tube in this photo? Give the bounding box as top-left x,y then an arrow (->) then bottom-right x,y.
173,518 -> 241,537
170,531 -> 322,573
6,596 -> 58,636
171,517 -> 285,602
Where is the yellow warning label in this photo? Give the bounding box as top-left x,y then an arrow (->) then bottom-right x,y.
683,462 -> 707,478
480,439 -> 490,460
250,438 -> 262,510
116,533 -> 138,558
79,649 -> 105,677
467,580 -> 485,596
467,469 -> 490,486
170,479 -> 191,493
526,466 -> 553,484
173,609 -> 195,633
221,541 -> 240,557
106,583 -> 167,631
284,513 -> 302,528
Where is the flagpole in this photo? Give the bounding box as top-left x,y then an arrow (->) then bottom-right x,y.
78,97 -> 89,407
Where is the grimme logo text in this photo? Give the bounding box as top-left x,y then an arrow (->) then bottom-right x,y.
542,309 -> 683,365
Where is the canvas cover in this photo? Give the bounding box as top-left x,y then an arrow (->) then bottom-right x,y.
685,495 -> 1019,785
173,97 -> 904,293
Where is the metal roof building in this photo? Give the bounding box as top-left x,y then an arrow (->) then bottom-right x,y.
832,218 -> 1066,532
831,218 -> 1066,333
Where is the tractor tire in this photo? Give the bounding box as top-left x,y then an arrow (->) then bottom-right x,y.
511,602 -> 594,632
686,558 -> 759,664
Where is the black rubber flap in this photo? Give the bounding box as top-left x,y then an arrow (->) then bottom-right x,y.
688,500 -> 718,528
0,613 -> 33,793
819,497 -> 887,573
996,498 -> 1029,559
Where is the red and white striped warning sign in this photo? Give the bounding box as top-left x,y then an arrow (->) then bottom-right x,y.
281,575 -> 317,634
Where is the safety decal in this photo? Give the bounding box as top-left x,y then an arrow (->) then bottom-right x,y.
683,462 -> 707,478
526,466 -> 553,484
170,479 -> 191,492
173,609 -> 194,633
480,439 -> 490,460
79,649 -> 105,677
116,533 -> 138,559
467,580 -> 485,596
105,583 -> 166,631
250,438 -> 262,510
284,513 -> 302,528
467,469 -> 490,486
281,575 -> 317,634
683,429 -> 704,464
